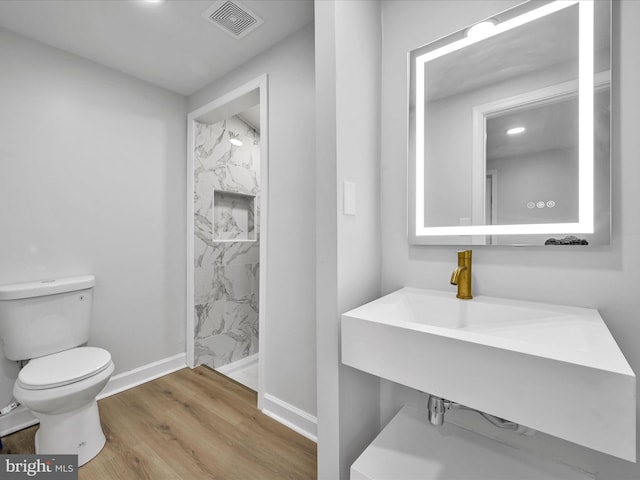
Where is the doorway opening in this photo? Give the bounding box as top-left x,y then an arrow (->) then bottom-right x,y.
186,75 -> 268,408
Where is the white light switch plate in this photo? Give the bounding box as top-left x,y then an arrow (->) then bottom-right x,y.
343,181 -> 356,216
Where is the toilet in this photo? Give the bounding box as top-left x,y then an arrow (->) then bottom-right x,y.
0,275 -> 114,466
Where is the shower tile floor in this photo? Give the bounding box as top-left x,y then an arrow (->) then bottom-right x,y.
221,361 -> 258,391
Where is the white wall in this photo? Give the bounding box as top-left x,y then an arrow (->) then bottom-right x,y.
486,147 -> 578,225
315,1 -> 382,478
188,24 -> 318,421
381,1 -> 640,478
314,2 -> 341,475
0,27 -> 186,412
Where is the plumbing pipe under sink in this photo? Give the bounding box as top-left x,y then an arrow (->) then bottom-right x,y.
426,394 -> 535,435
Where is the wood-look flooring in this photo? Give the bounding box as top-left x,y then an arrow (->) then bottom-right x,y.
0,366 -> 317,479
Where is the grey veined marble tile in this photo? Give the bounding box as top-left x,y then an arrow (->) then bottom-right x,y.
193,115 -> 260,369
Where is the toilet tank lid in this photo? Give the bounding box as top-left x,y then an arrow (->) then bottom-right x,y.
0,275 -> 95,300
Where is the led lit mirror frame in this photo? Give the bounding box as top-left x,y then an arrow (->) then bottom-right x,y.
409,0 -> 610,245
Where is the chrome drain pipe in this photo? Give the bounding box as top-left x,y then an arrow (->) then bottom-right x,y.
426,395 -> 449,426
425,394 -> 535,435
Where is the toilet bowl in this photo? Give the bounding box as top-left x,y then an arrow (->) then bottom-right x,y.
13,346 -> 114,466
0,275 -> 113,466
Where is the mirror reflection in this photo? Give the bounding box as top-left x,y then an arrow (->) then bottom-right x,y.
485,96 -> 580,227
409,0 -> 611,245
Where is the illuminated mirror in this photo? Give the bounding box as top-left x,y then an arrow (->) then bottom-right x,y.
408,0 -> 611,245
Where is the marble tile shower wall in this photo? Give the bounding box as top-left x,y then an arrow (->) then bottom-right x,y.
194,116 -> 260,368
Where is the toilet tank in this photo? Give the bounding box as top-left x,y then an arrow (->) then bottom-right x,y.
0,275 -> 95,361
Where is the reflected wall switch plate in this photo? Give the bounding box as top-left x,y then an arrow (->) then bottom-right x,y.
344,180 -> 356,216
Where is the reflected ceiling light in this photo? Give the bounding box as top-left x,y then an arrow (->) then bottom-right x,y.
465,19 -> 498,39
229,138 -> 243,147
144,0 -> 164,3
506,126 -> 526,135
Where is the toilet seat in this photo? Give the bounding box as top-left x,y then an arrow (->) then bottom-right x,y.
18,347 -> 112,390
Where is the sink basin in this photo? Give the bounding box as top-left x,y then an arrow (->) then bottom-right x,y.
341,287 -> 635,461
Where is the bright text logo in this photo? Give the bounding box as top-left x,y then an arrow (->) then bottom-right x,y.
0,455 -> 77,480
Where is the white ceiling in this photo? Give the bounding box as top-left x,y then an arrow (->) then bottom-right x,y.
0,0 -> 314,96
425,5 -> 580,102
238,104 -> 261,131
486,96 -> 578,160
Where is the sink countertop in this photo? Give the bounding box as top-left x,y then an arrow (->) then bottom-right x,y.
341,287 -> 636,462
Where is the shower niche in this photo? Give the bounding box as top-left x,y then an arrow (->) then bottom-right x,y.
213,189 -> 257,242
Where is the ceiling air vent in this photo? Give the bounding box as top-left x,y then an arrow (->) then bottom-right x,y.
202,0 -> 264,39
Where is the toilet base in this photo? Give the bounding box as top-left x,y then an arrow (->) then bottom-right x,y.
34,400 -> 106,467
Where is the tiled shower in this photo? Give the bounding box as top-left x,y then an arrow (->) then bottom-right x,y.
193,115 -> 260,371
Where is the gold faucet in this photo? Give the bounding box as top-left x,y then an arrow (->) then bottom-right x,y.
450,250 -> 472,300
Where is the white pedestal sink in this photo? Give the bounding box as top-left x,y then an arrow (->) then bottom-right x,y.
341,287 -> 636,462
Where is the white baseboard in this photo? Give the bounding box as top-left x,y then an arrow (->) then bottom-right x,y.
213,356 -> 317,442
215,353 -> 258,376
97,352 -> 187,399
262,393 -> 317,443
0,406 -> 37,438
0,353 -> 187,437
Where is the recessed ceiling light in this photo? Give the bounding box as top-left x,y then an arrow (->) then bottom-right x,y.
506,126 -> 526,135
465,19 -> 498,39
229,138 -> 243,147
